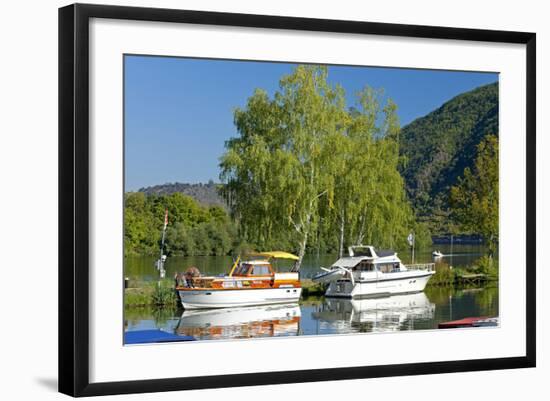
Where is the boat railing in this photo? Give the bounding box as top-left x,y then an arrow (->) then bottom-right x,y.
404,263 -> 435,272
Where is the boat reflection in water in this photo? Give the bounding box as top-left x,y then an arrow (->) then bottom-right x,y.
312,292 -> 435,333
175,303 -> 301,341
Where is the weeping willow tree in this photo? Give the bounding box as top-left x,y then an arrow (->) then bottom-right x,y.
321,87 -> 415,256
220,65 -> 423,268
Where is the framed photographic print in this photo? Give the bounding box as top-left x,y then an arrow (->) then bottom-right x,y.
58,3 -> 536,397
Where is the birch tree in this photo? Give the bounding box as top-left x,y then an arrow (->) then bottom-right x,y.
327,88 -> 413,255
220,65 -> 422,267
220,65 -> 347,268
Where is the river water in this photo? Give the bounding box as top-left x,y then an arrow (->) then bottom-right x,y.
124,245 -> 499,341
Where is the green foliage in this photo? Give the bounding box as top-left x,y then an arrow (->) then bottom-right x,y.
124,280 -> 178,307
400,82 -> 499,234
124,288 -> 152,308
300,280 -> 328,297
220,65 -> 424,267
412,221 -> 432,250
126,66 -> 506,261
320,88 -> 414,255
151,281 -> 178,307
449,135 -> 499,255
165,223 -> 195,256
470,255 -> 499,278
427,263 -> 457,286
124,192 -> 237,257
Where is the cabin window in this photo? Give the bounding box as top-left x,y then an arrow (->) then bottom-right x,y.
353,248 -> 373,257
377,263 -> 398,273
355,261 -> 375,271
234,264 -> 251,276
251,265 -> 271,276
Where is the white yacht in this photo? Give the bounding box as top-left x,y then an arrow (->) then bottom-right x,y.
313,245 -> 435,298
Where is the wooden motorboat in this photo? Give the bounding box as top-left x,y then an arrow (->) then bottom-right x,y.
176,251 -> 302,309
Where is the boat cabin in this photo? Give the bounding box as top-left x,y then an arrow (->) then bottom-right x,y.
175,251 -> 303,309
231,260 -> 275,277
316,245 -> 436,298
176,251 -> 301,293
351,260 -> 401,273
328,246 -> 405,282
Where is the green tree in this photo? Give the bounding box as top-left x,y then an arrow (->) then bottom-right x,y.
204,221 -> 232,256
124,192 -> 158,255
220,65 -> 348,268
165,222 -> 195,255
191,224 -> 212,256
325,88 -> 415,256
124,192 -> 238,256
352,95 -> 414,250
220,65 -> 422,266
449,135 -> 498,254
399,82 -> 499,234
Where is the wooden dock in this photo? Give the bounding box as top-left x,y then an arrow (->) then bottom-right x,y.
456,273 -> 489,285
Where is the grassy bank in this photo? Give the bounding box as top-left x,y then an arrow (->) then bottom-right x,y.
300,279 -> 327,297
125,279 -> 179,308
426,256 -> 498,287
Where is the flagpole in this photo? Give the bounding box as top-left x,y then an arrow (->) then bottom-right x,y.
158,209 -> 168,279
412,232 -> 415,264
408,232 -> 415,264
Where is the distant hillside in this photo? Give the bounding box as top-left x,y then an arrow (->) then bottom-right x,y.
137,181 -> 227,208
400,82 -> 499,234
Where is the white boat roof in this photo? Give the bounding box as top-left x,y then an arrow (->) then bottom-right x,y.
331,257 -> 368,268
331,252 -> 401,268
241,260 -> 271,265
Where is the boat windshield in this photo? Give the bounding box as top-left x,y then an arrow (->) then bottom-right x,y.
232,263 -> 273,276
351,247 -> 373,257
250,265 -> 272,276
353,261 -> 375,271
233,264 -> 251,276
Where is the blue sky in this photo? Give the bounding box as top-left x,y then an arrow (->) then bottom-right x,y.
124,55 -> 498,191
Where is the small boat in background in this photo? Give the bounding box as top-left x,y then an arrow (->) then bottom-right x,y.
438,316 -> 499,329
432,250 -> 444,258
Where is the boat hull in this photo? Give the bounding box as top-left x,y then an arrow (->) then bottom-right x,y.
326,271 -> 434,298
178,287 -> 302,309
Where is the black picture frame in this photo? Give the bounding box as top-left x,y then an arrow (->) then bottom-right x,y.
59,3 -> 536,397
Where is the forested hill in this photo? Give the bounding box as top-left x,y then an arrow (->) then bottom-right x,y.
400,82 -> 499,234
138,181 -> 226,208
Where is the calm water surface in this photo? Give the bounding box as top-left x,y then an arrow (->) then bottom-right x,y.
125,286 -> 498,340
125,245 -> 499,341
125,244 -> 487,281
